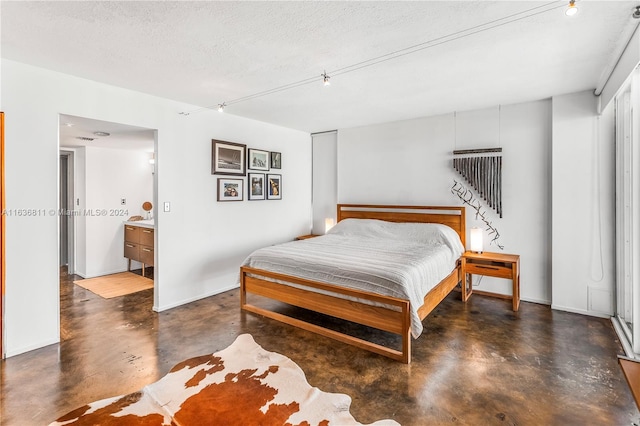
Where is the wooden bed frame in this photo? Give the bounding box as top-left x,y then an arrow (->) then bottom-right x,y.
240,204 -> 466,364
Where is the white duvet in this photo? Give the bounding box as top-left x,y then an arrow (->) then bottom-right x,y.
241,218 -> 465,338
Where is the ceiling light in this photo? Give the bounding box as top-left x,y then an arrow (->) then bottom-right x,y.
322,71 -> 331,86
64,123 -> 74,127
633,6 -> 640,19
218,102 -> 226,113
565,0 -> 578,16
93,131 -> 110,137
76,136 -> 95,141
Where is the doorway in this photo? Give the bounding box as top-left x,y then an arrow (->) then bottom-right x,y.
58,114 -> 157,307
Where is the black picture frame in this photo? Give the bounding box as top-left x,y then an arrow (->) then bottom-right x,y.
212,139 -> 246,175
217,178 -> 244,202
267,174 -> 282,200
248,148 -> 270,171
270,152 -> 281,169
248,173 -> 265,201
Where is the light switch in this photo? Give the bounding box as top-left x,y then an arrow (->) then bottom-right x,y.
163,202 -> 170,212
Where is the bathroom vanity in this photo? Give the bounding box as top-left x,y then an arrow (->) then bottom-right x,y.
123,220 -> 154,277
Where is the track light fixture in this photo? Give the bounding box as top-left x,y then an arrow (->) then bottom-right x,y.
633,6 -> 640,19
322,71 -> 331,86
178,3 -> 576,117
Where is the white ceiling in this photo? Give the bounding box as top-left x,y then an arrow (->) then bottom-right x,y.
59,114 -> 155,151
2,1 -> 638,133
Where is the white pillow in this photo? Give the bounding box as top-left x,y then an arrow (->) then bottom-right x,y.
328,218 -> 464,254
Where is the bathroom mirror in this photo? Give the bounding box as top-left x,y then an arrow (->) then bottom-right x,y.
142,201 -> 152,219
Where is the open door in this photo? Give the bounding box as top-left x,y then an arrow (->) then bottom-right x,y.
1,112 -> 5,358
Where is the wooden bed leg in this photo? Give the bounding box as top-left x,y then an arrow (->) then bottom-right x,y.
402,305 -> 411,364
240,270 -> 246,308
403,331 -> 411,364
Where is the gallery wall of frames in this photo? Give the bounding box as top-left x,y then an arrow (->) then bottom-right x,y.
211,139 -> 282,202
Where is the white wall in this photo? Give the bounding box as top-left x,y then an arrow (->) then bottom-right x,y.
73,146 -> 154,278
312,131 -> 337,235
338,101 -> 553,304
337,94 -> 617,314
552,91 -> 616,317
1,59 -> 311,356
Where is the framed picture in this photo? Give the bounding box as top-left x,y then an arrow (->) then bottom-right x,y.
270,152 -> 281,169
212,139 -> 246,175
217,178 -> 243,202
267,174 -> 282,200
248,148 -> 270,171
248,173 -> 265,201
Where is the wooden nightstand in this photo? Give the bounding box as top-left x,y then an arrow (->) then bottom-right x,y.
461,251 -> 520,311
295,234 -> 322,240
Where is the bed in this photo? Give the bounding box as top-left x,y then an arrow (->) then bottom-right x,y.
240,204 -> 466,363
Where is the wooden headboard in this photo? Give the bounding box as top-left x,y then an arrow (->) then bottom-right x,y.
336,204 -> 466,247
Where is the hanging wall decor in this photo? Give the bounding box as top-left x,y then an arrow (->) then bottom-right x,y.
212,139 -> 246,176
248,173 -> 265,201
451,179 -> 504,250
267,174 -> 282,200
452,147 -> 502,218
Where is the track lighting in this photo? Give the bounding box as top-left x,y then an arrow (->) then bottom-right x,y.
633,6 -> 640,19
179,4 -> 575,117
322,71 -> 331,86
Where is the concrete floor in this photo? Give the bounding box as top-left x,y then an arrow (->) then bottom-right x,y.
1,269 -> 639,425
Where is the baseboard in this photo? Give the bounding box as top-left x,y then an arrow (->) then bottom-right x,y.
473,289 -> 511,299
551,304 -> 612,319
611,317 -> 636,359
153,283 -> 239,313
472,292 -> 551,306
6,337 -> 60,358
521,297 -> 551,305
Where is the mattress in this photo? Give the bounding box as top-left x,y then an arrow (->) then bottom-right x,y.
241,218 -> 465,338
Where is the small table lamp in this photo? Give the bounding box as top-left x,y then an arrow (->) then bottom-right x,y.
470,227 -> 483,253
325,218 -> 335,234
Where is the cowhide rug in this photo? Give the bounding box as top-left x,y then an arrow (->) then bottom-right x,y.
50,334 -> 399,425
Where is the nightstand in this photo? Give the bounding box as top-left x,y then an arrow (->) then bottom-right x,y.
461,251 -> 520,311
295,234 -> 322,240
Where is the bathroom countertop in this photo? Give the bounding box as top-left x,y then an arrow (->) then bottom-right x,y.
123,219 -> 155,229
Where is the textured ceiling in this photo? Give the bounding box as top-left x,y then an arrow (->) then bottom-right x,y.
59,115 -> 154,151
2,1 -> 638,133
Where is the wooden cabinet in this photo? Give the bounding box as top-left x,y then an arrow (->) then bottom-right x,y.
461,251 -> 520,311
124,224 -> 154,277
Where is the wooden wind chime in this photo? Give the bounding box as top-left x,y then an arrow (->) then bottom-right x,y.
452,148 -> 503,218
